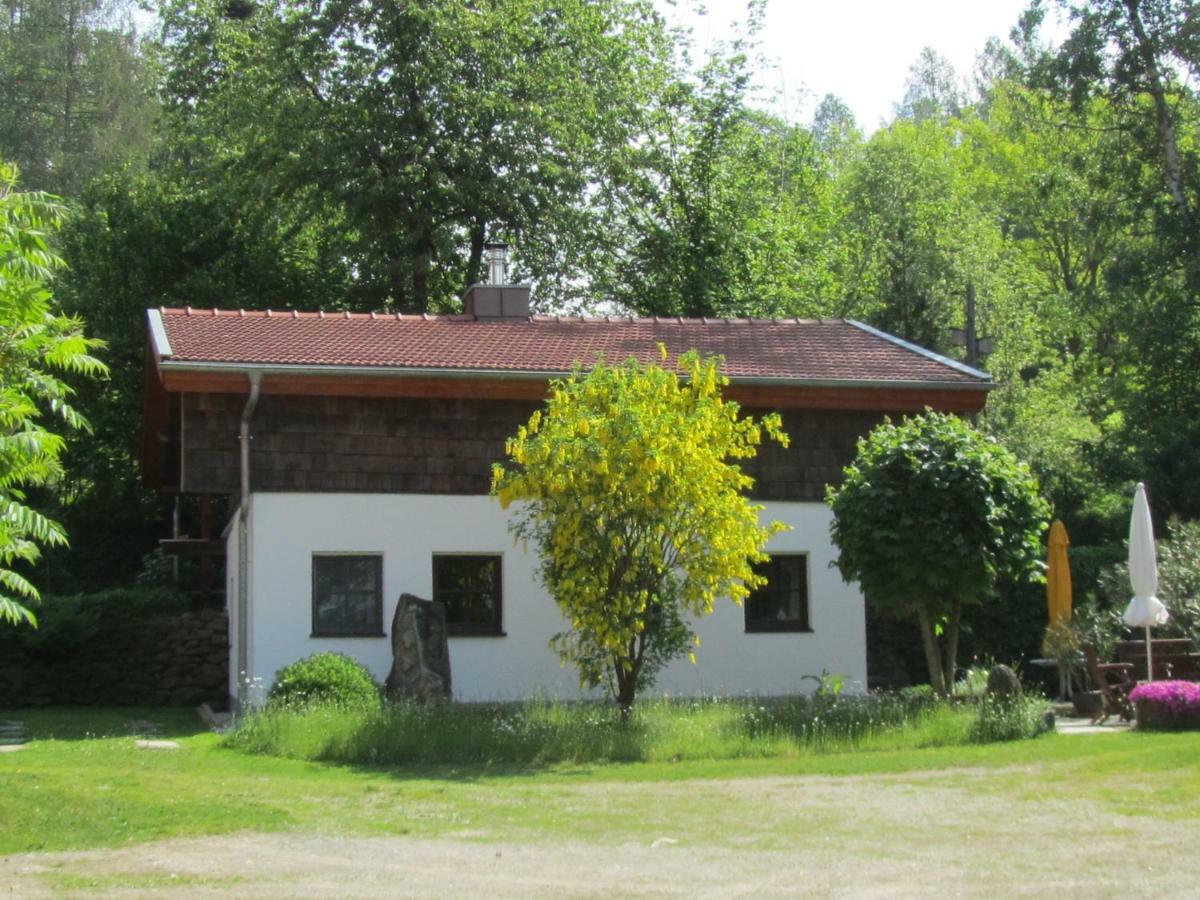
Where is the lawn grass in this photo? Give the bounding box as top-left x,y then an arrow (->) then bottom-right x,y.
2,706 -> 1199,857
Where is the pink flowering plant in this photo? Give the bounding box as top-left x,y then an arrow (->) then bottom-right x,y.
1129,681 -> 1200,730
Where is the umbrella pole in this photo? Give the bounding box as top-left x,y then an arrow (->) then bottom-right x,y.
1145,625 -> 1154,682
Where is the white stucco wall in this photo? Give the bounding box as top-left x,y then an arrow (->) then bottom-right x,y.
225,509 -> 241,701
229,493 -> 866,705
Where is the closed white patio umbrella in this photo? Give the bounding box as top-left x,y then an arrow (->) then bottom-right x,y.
1122,483 -> 1169,681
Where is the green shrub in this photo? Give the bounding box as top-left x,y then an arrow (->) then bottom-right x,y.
1100,519 -> 1200,644
970,694 -> 1053,743
0,587 -> 191,652
267,652 -> 379,709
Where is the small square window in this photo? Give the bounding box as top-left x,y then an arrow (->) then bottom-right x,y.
312,555 -> 383,637
433,555 -> 503,636
745,554 -> 810,633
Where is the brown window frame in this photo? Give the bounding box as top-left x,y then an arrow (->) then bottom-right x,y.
433,553 -> 504,637
744,553 -> 812,634
311,553 -> 385,638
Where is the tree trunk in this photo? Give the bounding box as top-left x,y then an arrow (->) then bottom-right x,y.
387,251 -> 408,310
63,0 -> 79,158
915,605 -> 946,695
941,596 -> 962,696
411,226 -> 434,313
1123,0 -> 1200,292
466,220 -> 486,287
613,635 -> 644,718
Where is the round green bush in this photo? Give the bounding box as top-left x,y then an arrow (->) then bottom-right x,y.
268,652 -> 380,708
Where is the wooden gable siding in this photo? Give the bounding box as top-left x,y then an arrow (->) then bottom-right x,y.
179,393 -> 883,501
181,393 -> 538,495
746,408 -> 884,501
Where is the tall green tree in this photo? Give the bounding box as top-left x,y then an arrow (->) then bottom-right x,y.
606,52 -> 855,319
1053,0 -> 1199,287
158,0 -> 671,312
964,83 -> 1132,533
841,118 -> 1002,352
895,47 -> 965,123
0,162 -> 105,625
0,0 -> 155,197
827,412 -> 1050,694
1043,0 -> 1200,517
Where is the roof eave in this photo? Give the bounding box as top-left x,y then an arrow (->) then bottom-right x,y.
847,319 -> 992,382
147,309 -> 174,362
155,358 -> 992,392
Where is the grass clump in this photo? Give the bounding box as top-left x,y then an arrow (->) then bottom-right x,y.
226,688 -> 1008,768
267,652 -> 379,709
969,693 -> 1054,743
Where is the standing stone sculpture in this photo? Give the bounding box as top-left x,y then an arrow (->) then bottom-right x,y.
385,594 -> 452,704
985,664 -> 1022,700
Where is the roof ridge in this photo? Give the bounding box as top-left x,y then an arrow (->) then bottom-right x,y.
159,307 -> 846,327
526,314 -> 838,325
159,307 -> 479,321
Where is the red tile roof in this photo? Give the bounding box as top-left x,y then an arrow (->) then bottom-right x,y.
150,308 -> 989,387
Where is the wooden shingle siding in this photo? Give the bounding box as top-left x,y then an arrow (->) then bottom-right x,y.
180,394 -> 883,501
181,394 -> 540,496
740,409 -> 885,501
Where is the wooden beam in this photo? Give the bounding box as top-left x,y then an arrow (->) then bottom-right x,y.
158,369 -> 988,413
159,538 -> 226,558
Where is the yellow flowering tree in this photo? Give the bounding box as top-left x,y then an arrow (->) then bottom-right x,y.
492,349 -> 789,712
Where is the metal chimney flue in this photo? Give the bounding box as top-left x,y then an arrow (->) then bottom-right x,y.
485,242 -> 508,286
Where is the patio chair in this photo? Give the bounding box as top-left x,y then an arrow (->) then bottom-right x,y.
1082,645 -> 1135,724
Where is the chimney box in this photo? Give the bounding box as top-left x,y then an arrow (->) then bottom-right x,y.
462,283 -> 532,320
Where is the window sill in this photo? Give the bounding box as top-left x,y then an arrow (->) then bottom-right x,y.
744,625 -> 814,634
310,632 -> 387,639
448,630 -> 507,638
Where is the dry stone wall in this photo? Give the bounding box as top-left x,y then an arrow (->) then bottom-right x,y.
0,602 -> 228,708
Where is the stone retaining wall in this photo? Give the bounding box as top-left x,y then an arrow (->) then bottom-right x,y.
0,606 -> 228,708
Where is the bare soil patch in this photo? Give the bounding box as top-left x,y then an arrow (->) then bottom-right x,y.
3,768 -> 1195,897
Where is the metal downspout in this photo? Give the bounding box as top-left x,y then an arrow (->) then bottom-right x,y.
235,372 -> 263,714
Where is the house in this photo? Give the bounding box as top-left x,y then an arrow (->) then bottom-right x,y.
141,279 -> 991,708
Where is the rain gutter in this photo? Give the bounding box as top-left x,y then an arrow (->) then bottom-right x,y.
155,358 -> 994,392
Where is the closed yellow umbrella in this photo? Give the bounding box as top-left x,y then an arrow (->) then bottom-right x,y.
1046,520 -> 1072,625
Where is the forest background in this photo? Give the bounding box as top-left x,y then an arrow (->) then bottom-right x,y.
3,0 -> 1196,680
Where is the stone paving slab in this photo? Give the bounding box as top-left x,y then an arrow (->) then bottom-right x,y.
134,739 -> 180,750
1055,716 -> 1133,735
0,720 -> 25,747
